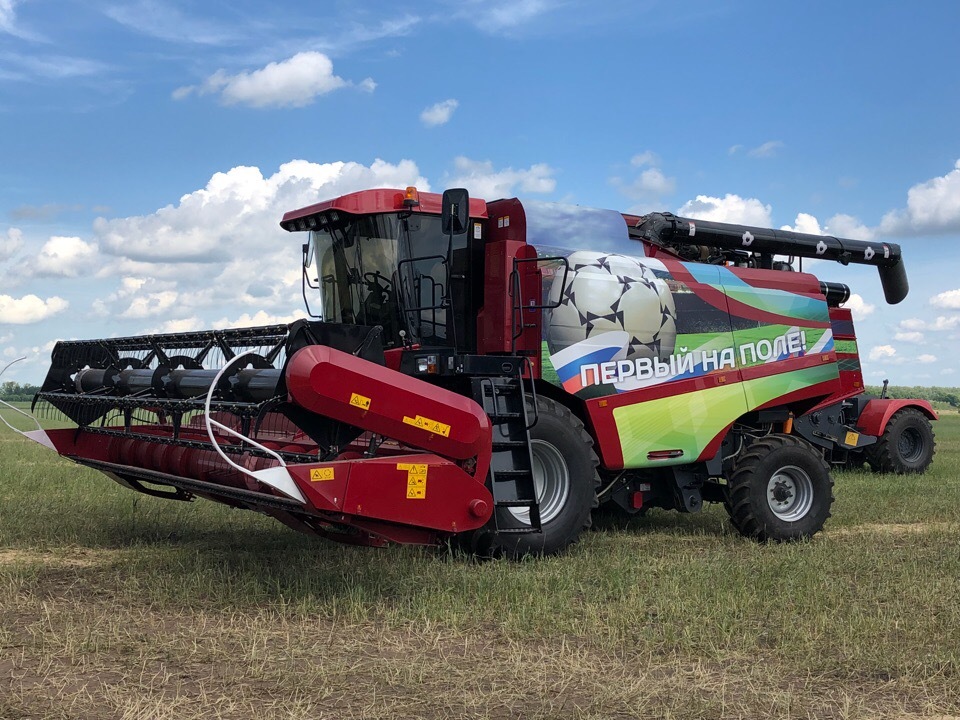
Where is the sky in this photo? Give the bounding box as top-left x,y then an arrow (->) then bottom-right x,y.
1,0 -> 959,387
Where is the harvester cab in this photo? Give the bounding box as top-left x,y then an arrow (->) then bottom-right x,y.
9,185 -> 936,558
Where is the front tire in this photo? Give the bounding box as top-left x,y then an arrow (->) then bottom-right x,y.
725,434 -> 833,542
865,408 -> 935,474
474,396 -> 600,559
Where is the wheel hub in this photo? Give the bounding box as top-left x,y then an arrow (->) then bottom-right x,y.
766,465 -> 814,522
898,428 -> 922,462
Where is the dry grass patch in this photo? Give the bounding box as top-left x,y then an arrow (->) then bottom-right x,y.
2,415 -> 960,718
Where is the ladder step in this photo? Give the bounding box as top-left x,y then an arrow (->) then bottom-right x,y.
496,500 -> 538,508
492,469 -> 532,479
493,527 -> 541,535
492,440 -> 528,449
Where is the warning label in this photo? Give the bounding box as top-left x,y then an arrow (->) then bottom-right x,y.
310,467 -> 335,482
397,463 -> 428,499
349,393 -> 372,410
402,414 -> 451,437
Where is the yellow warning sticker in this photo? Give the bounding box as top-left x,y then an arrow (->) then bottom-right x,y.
349,392 -> 372,411
310,467 -> 335,482
844,431 -> 860,447
397,463 -> 428,499
402,414 -> 451,437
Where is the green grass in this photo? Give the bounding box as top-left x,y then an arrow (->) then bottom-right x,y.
1,414 -> 959,718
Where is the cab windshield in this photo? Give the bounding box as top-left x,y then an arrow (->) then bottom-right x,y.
308,212 -> 453,347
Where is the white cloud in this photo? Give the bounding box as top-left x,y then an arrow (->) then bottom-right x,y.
898,318 -> 926,331
32,236 -> 99,277
676,194 -> 772,226
143,317 -> 206,335
930,289 -> 960,310
780,212 -> 873,241
104,2 -> 235,45
420,99 -> 458,127
309,15 -> 421,54
845,293 -> 875,319
917,354 -> 937,364
631,151 -> 658,167
1,228 -> 23,260
823,213 -> 873,241
212,309 -> 309,329
121,290 -> 179,320
897,316 -> 960,332
0,0 -> 17,33
728,145 -> 743,156
94,159 -> 427,264
879,159 -> 960,235
748,141 -> 784,158
0,0 -> 44,41
781,213 -> 822,235
930,317 -> 960,331
869,345 -> 897,361
613,152 -> 675,209
89,159 -> 429,325
455,0 -> 551,31
447,156 -> 555,199
893,331 -> 924,343
0,294 -> 69,324
175,52 -> 357,109
634,168 -> 674,196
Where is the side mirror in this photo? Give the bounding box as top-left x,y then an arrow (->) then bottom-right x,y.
303,235 -> 316,268
441,188 -> 470,235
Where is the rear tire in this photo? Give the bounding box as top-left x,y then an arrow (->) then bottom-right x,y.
470,396 -> 599,559
725,434 -> 833,542
865,408 -> 935,474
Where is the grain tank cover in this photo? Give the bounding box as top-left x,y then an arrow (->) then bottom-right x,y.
520,200 -> 635,256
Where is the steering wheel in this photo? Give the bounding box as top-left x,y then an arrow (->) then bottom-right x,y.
363,272 -> 392,298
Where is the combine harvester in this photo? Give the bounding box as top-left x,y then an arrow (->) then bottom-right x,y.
3,188 -> 936,557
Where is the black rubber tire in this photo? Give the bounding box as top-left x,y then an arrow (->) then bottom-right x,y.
469,396 -> 600,559
865,408 -> 936,474
725,434 -> 833,542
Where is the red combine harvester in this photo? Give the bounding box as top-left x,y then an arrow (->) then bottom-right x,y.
5,187 -> 936,557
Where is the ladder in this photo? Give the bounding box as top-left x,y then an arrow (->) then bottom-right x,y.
472,376 -> 541,533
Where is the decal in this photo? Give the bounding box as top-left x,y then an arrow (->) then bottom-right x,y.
310,467 -> 335,482
349,392 -> 371,410
742,231 -> 754,247
688,222 -> 696,237
403,414 -> 451,437
816,240 -> 827,255
864,246 -> 875,261
844,431 -> 860,446
398,463 -> 427,499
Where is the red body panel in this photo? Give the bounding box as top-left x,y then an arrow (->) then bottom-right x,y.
286,345 -> 493,468
290,454 -> 491,534
808,307 -> 865,413
281,189 -> 488,228
856,399 -> 939,436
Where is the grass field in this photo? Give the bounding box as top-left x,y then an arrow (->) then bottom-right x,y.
1,413 -> 959,719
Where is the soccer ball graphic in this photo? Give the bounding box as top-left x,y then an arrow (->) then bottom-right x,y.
546,251 -> 678,361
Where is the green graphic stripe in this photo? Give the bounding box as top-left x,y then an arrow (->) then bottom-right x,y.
834,339 -> 858,355
614,364 -> 838,468
721,285 -> 829,323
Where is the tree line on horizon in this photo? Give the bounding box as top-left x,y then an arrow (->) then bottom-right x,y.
1,380 -> 958,409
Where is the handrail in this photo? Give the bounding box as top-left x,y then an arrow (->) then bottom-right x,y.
0,357 -> 43,436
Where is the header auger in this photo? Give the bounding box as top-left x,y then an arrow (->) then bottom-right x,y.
9,186 -> 936,557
